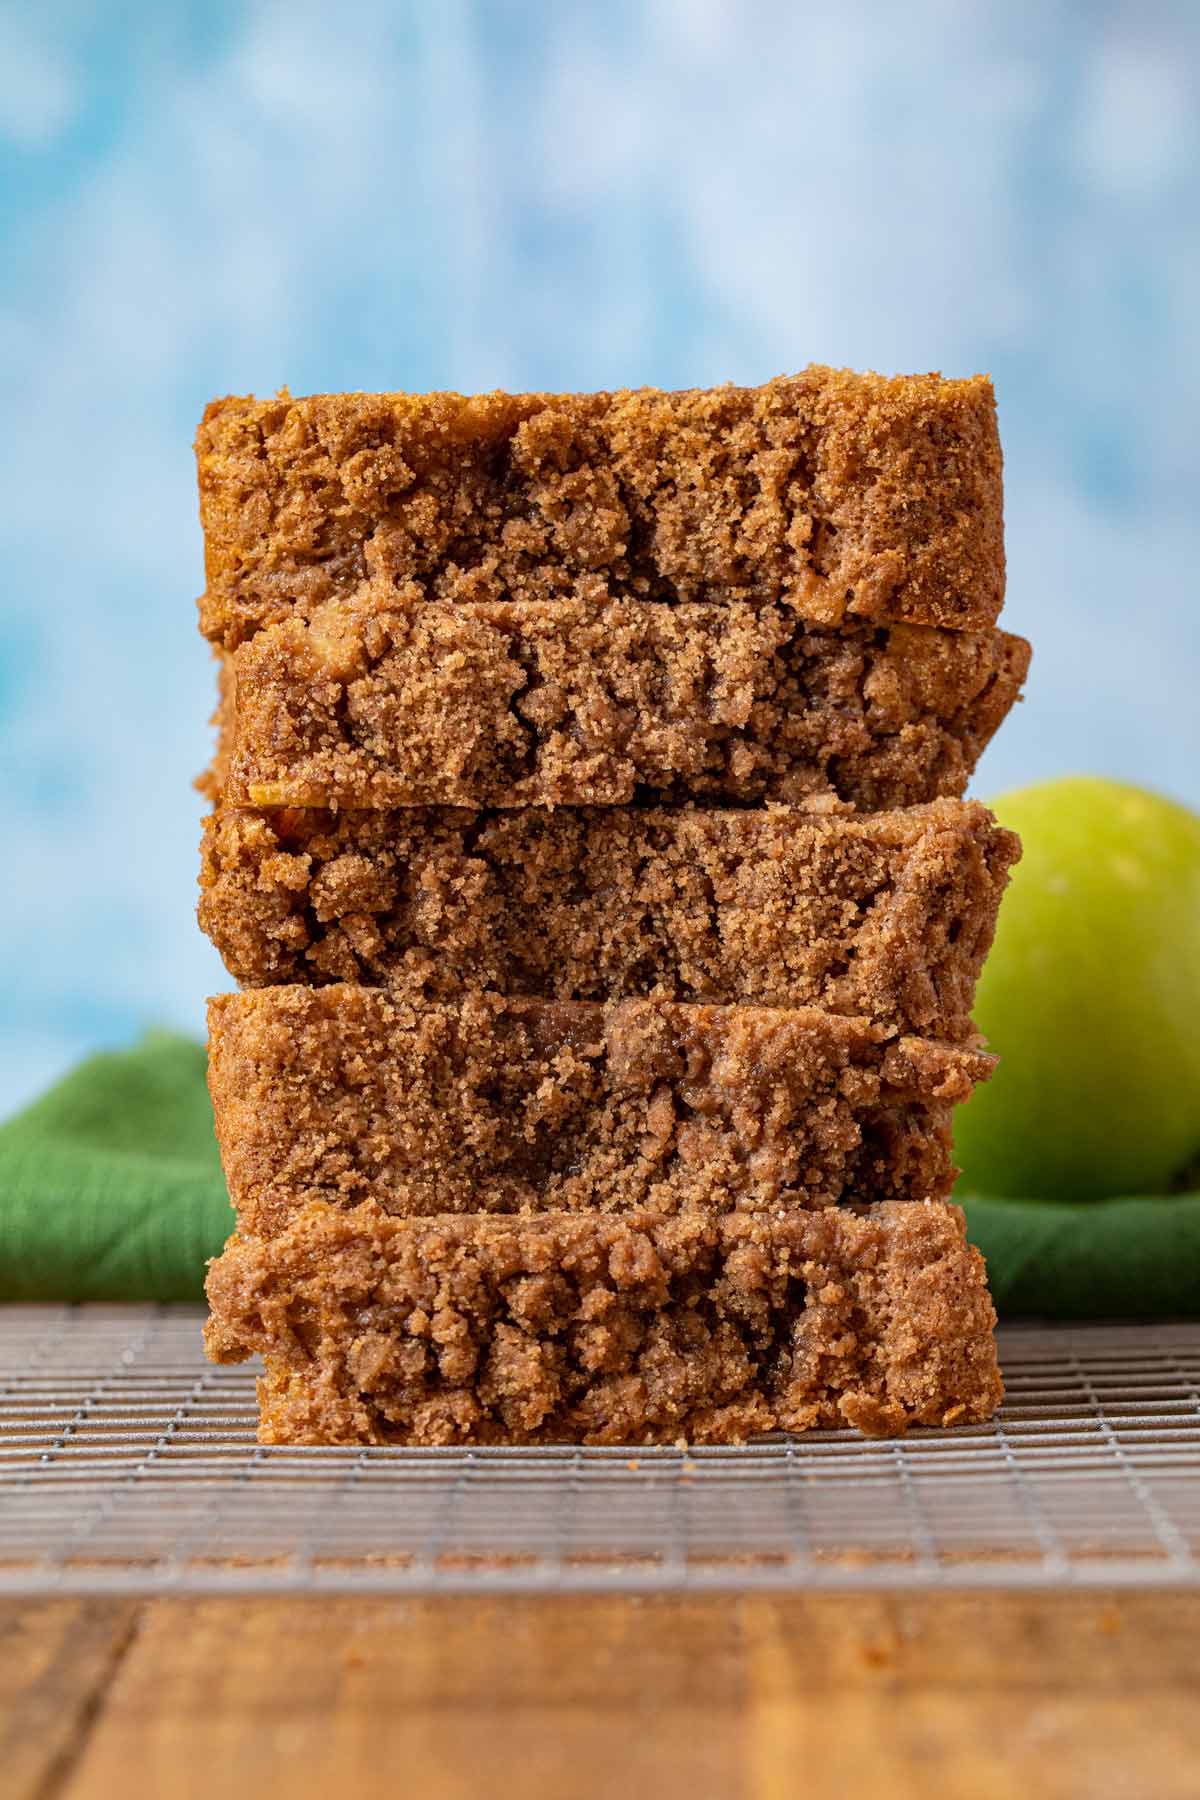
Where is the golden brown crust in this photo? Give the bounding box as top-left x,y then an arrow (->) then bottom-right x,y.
196,368 -> 1004,649
203,1201 -> 1003,1444
199,798 -> 1019,1036
210,598 -> 1029,811
206,987 -> 993,1237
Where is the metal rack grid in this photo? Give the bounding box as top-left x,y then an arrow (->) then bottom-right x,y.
0,1308 -> 1197,1594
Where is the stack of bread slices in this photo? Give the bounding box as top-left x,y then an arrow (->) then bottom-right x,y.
195,367 -> 1028,1445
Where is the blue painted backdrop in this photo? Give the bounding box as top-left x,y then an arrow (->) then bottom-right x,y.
2,1 -> 1197,1115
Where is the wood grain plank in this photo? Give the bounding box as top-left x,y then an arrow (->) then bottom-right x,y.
9,1592 -> 1199,1800
749,1594 -> 1200,1800
0,1598 -> 142,1800
53,1593 -> 751,1800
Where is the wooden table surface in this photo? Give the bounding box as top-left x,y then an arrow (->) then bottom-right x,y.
3,1590 -> 1198,1799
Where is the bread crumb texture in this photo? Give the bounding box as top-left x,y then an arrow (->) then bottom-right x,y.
208,599 -> 1028,810
204,1201 -> 1003,1444
196,368 -> 1005,648
206,987 -> 993,1236
199,797 -> 1018,1036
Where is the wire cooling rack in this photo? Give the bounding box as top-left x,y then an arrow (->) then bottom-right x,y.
0,1308 -> 1197,1594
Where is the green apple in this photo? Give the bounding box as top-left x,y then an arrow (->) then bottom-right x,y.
955,777 -> 1200,1200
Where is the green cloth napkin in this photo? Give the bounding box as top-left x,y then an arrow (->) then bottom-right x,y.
0,1034 -> 230,1301
0,1034 -> 1197,1313
962,1191 -> 1200,1318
